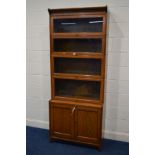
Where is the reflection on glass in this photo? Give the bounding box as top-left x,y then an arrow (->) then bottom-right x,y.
54,39 -> 102,52
54,58 -> 101,75
89,20 -> 103,24
54,17 -> 103,32
55,79 -> 100,100
61,22 -> 76,25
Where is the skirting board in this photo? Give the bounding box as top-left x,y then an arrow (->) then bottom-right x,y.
26,119 -> 129,142
26,119 -> 49,129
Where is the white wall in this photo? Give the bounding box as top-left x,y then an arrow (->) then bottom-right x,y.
26,0 -> 129,142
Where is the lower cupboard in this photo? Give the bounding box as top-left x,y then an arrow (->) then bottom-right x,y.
49,100 -> 103,148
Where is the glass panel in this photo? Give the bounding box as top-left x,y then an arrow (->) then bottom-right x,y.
55,79 -> 100,100
54,39 -> 102,52
54,58 -> 101,75
54,17 -> 103,33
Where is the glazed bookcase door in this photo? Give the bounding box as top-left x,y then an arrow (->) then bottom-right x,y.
54,58 -> 101,75
54,79 -> 101,101
53,17 -> 104,33
53,38 -> 102,53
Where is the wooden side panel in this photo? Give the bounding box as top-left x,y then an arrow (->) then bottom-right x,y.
75,106 -> 102,144
50,103 -> 74,139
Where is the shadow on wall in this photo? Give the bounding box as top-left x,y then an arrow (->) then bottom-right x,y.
102,10 -> 128,139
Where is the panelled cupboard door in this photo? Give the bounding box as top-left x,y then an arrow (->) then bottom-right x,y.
51,103 -> 74,139
75,106 -> 102,144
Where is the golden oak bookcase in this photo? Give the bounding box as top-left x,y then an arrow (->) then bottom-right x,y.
48,6 -> 107,149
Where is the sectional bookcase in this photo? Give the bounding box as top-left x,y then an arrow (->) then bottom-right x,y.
48,6 -> 107,149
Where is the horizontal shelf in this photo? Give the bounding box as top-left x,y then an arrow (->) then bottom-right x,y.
53,73 -> 102,81
54,96 -> 100,103
52,13 -> 106,19
52,52 -> 104,58
52,33 -> 105,38
50,99 -> 102,108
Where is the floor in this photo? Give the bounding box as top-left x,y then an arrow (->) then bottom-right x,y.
26,126 -> 129,155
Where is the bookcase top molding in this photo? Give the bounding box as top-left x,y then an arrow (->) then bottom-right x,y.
48,6 -> 107,15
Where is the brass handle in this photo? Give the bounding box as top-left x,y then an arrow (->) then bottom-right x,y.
73,52 -> 76,56
72,106 -> 76,114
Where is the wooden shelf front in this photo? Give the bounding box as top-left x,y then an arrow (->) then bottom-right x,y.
54,96 -> 101,104
53,73 -> 102,81
52,52 -> 104,58
50,99 -> 102,108
51,13 -> 106,18
52,33 -> 105,38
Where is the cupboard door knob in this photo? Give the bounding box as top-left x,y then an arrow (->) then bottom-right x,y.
73,52 -> 76,56
72,106 -> 76,114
